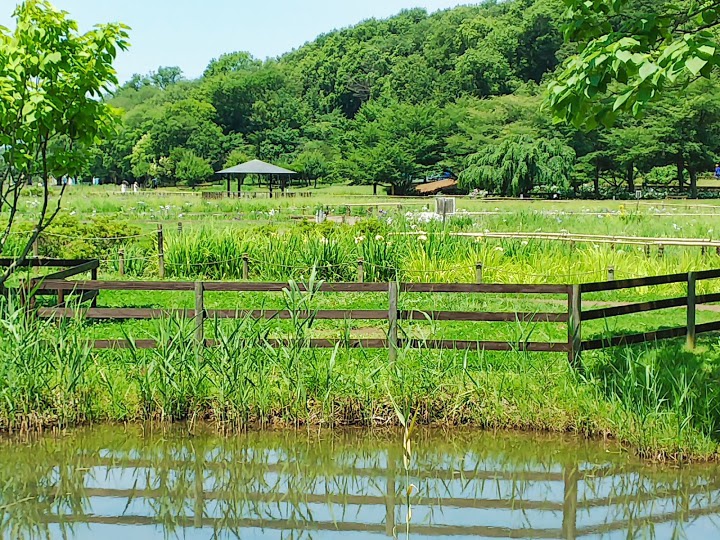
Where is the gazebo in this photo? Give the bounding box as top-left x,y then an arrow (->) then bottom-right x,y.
216,159 -> 297,198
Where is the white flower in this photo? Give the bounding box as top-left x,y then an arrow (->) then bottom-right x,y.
521,241 -> 528,246
320,237 -> 329,245
494,246 -> 504,252
354,236 -> 365,244
375,235 -> 384,241
387,218 -> 393,224
484,229 -> 490,234
410,224 -> 416,230
179,213 -> 184,218
418,235 -> 427,242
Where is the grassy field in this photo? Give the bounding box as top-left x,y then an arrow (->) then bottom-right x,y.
4,185 -> 720,461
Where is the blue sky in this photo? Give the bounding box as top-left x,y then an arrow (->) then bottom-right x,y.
2,0 -> 470,83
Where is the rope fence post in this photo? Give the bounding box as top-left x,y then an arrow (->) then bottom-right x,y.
195,281 -> 205,347
157,224 -> 165,279
476,262 -> 483,284
568,284 -> 582,370
388,281 -> 399,362
119,249 -> 125,277
242,254 -> 249,280
357,259 -> 364,283
687,271 -> 696,350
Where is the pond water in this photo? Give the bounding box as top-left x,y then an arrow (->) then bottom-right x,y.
2,426 -> 720,539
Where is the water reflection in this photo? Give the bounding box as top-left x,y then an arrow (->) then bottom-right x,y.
0,427 -> 719,539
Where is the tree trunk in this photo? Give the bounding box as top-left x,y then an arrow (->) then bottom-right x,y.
625,162 -> 635,193
689,167 -> 698,199
593,162 -> 600,197
677,156 -> 685,189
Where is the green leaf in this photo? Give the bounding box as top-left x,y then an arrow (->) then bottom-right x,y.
686,56 -> 708,76
638,62 -> 657,80
613,90 -> 633,111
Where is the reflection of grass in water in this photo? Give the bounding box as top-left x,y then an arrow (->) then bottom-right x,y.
1,428 -> 720,539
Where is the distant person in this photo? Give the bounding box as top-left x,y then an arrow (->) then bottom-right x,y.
715,163 -> 720,180
121,181 -> 128,194
132,181 -> 139,193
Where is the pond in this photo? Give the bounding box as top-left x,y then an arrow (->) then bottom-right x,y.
2,426 -> 720,539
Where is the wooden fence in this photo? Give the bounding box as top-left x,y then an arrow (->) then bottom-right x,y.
22,266 -> 720,363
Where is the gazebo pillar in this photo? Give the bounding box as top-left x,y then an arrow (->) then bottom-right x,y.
226,176 -> 231,197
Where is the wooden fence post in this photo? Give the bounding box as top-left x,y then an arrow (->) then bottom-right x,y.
475,262 -> 483,284
357,259 -> 365,283
687,271 -> 696,350
91,265 -> 98,307
178,222 -> 183,235
568,285 -> 582,369
157,224 -> 165,279
388,282 -> 399,362
119,249 -> 125,277
607,266 -> 615,281
658,244 -> 664,258
195,281 -> 205,347
242,254 -> 249,280
644,244 -> 651,258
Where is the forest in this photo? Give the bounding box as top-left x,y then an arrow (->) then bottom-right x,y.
87,0 -> 720,198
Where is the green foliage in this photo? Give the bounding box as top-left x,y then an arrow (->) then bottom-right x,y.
173,149 -> 213,186
0,0 -> 128,284
548,0 -> 720,129
460,136 -> 576,196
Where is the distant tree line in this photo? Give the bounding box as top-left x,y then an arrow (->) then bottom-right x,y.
86,0 -> 720,197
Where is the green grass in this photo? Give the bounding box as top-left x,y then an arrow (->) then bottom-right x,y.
6,189 -> 720,461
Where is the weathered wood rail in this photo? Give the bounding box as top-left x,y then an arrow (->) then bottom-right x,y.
20,264 -> 720,364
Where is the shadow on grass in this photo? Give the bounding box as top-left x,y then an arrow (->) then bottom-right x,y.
587,334 -> 720,442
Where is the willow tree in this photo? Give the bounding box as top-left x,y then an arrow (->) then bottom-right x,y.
459,136 -> 576,196
0,0 -> 128,286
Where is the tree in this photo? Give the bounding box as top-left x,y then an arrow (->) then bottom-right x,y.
173,149 -> 213,186
150,66 -> 183,89
204,51 -> 260,78
0,0 -> 128,285
459,136 -> 576,196
548,0 -> 720,129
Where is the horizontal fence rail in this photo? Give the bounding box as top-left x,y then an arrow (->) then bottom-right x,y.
13,261 -> 720,363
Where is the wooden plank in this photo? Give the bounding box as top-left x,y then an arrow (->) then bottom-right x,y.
402,283 -> 570,294
0,258 -> 94,268
694,268 -> 720,281
41,280 -> 196,291
582,326 -> 687,351
400,310 -> 569,323
580,272 -> 689,293
203,282 -> 389,293
36,260 -> 99,281
695,320 -> 720,334
38,308 -> 390,321
401,340 -> 569,352
696,292 -> 720,305
195,281 -> 204,346
581,296 -> 688,321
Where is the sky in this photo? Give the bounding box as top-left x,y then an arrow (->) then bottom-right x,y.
2,0 -> 470,84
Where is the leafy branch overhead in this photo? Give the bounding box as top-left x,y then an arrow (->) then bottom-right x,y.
0,0 -> 129,284
548,0 -> 720,129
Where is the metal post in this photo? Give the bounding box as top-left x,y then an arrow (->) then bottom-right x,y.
476,262 -> 483,284
157,224 -> 165,279
687,272 -> 696,350
242,254 -> 249,280
119,249 -> 125,277
568,285 -> 582,370
607,266 -> 615,281
195,281 -> 205,347
388,282 -> 399,362
357,259 -> 365,283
